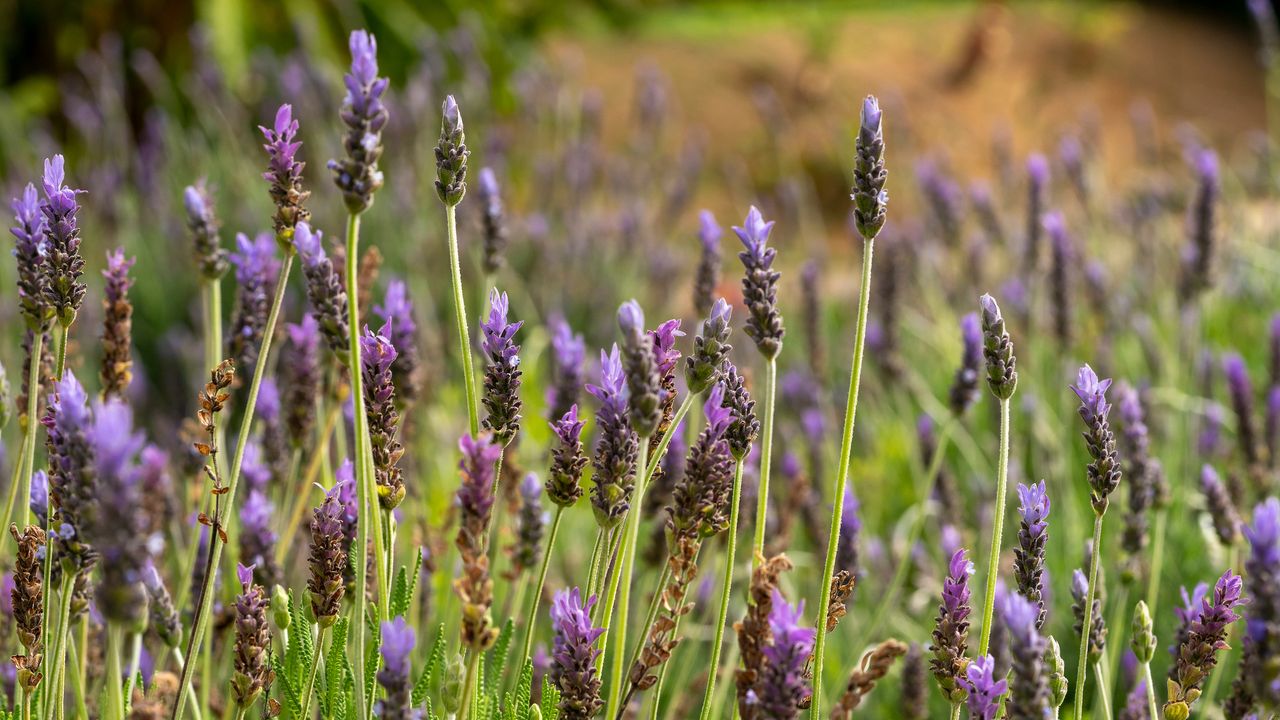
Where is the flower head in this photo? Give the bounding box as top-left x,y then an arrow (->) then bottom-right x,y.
736,206 -> 785,358
1072,364 -> 1122,514
329,30 -> 389,213
260,103 -> 309,242
961,655 -> 1008,720
480,289 -> 523,445
434,95 -> 468,206
550,588 -> 605,718
852,94 -> 889,239
40,155 -> 86,327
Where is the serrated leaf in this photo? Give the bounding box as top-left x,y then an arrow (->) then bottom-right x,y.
539,678 -> 560,720
364,617 -> 381,707
485,620 -> 515,694
272,654 -> 303,719
390,548 -> 424,619
321,617 -> 351,719
513,660 -> 533,720
285,590 -> 314,684
413,623 -> 446,707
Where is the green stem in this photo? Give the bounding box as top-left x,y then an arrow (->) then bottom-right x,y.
520,507 -> 565,665
106,626 -> 124,720
18,331 -> 43,532
458,650 -> 481,720
810,235 -> 875,719
171,253 -> 294,720
0,437 -> 26,544
1140,658 -> 1158,720
977,397 -> 1012,655
1093,662 -> 1112,720
276,402 -> 341,564
699,459 -> 744,720
66,634 -> 90,720
623,564 -> 673,686
123,633 -> 142,714
751,358 -> 777,569
1074,514 -> 1106,720
54,324 -> 68,381
856,421 -> 954,649
171,649 -> 203,720
949,703 -> 961,720
300,625 -> 327,720
643,394 -> 696,489
43,570 -> 76,720
343,211 -> 388,720
445,204 -> 480,437
585,528 -> 607,608
605,435 -> 651,719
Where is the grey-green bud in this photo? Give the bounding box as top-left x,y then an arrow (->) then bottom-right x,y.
1130,600 -> 1157,664
271,585 -> 291,631
1045,635 -> 1068,709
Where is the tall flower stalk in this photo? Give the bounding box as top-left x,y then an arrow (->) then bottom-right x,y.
9,180 -> 51,534
976,293 -> 1018,658
1070,364 -> 1121,720
435,94 -> 480,437
811,95 -> 885,716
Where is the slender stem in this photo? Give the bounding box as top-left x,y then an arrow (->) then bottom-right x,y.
856,422 -> 954,649
751,358 -> 777,569
1092,662 -> 1112,720
585,528 -> 607,607
605,435 -> 651,719
106,626 -> 124,720
0,439 -> 26,544
171,649 -> 202,720
300,625 -> 326,720
54,324 -> 68,381
76,618 -> 87,717
977,397 -> 1012,655
810,235 -> 875,719
1074,515 -> 1105,720
43,570 -> 76,720
1140,657 -> 1158,720
623,564 -> 673,685
18,331 -> 43,532
458,650 -> 481,720
699,459 -> 744,720
124,633 -> 143,712
171,254 -> 293,720
66,634 -> 90,720
342,211 -> 387,720
520,507 -> 565,664
949,703 -> 961,720
444,204 -> 480,437
643,394 -> 696,489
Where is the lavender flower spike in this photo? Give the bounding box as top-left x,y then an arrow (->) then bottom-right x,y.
1013,480 -> 1050,628
293,221 -> 349,358
230,564 -> 272,709
551,588 -> 605,719
480,289 -> 523,445
948,312 -> 983,416
852,94 -> 889,240
1234,498 -> 1280,711
979,294 -> 1017,400
361,322 -> 405,509
88,399 -> 148,628
513,473 -> 546,575
1223,352 -> 1263,469
736,206 -> 785,358
1165,570 -> 1244,719
454,432 -> 503,651
40,155 -> 86,328
435,95 -> 469,207
478,167 -> 507,274
589,345 -> 638,528
43,370 -> 95,571
1199,464 -> 1242,547
260,103 -> 310,244
548,315 -> 586,421
1178,148 -> 1220,303
618,300 -> 662,437
686,297 -> 733,394
961,655 -> 1007,720
932,548 -> 975,704
547,405 -> 588,508
183,181 -> 227,280
1071,364 -> 1121,515
693,210 -> 722,318
12,183 -> 52,331
330,30 -> 389,213
100,248 -> 136,400
308,482 -> 349,626
281,315 -> 320,447
1001,592 -> 1050,720
376,616 -> 421,720
752,589 -> 815,720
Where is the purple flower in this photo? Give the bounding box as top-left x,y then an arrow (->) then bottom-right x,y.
230,563 -> 271,707
547,314 -> 586,421
1223,353 -> 1262,467
373,280 -> 422,406
1000,592 -> 1049,719
40,155 -> 86,327
259,103 -> 309,241
29,470 -> 47,526
183,181 -> 226,280
852,94 -> 889,240
480,289 -> 523,445
932,548 -> 974,703
1014,480 -> 1050,628
1178,148 -> 1220,302
239,489 -> 279,589
961,655 -> 1008,720
735,206 -> 785,358
1166,570 -> 1244,717
282,314 -> 320,446
1072,364 -> 1121,514
330,30 -> 389,213
752,589 -> 815,719
457,433 -> 502,525
550,587 -> 604,718
376,616 -> 420,719
12,182 -> 51,330
478,167 -> 507,275
979,294 -> 1017,400
547,405 -> 588,508
617,301 -> 662,438
589,345 -> 637,528
434,94 -> 468,206
293,222 -> 349,357
949,312 -> 983,416
687,297 -> 732,394
361,322 -> 405,509
1240,498 -> 1279,707
228,232 -> 279,376
1200,464 -> 1242,546
44,370 -> 95,568
88,398 -> 148,627
693,210 -> 723,317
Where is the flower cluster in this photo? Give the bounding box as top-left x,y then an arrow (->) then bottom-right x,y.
330,30 -> 389,213
480,289 -> 523,445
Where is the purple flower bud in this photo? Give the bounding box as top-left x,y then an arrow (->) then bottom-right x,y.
330,30 -> 389,213
376,616 -> 420,719
687,297 -> 733,394
617,300 -> 645,341
1072,364 -> 1121,514
949,312 -> 983,415
736,206 -> 785,358
1223,353 -> 1262,468
12,182 -> 51,331
29,470 -> 47,527
753,589 -> 815,718
480,289 -> 523,445
88,398 -> 148,628
40,155 -> 86,327
547,314 -> 586,421
589,345 -> 638,528
980,294 -> 1018,400
1241,497 -> 1279,705
477,167 -> 507,275
259,103 -> 309,242
550,587 -> 604,718
434,95 -> 468,207
693,210 -> 723,317
361,322 -> 405,509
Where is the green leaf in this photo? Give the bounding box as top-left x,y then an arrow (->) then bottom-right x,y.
390,547 -> 423,619
540,678 -> 560,720
321,617 -> 351,719
272,653 -> 304,719
364,615 -> 381,707
485,619 -> 516,694
513,660 -> 534,720
413,623 -> 446,707
284,590 -> 314,685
